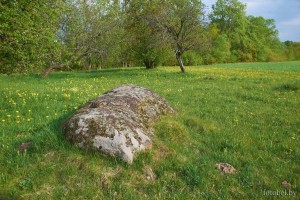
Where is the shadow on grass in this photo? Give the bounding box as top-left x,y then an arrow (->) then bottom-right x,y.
39,67 -> 146,80
26,110 -> 127,168
25,67 -> 196,81
0,193 -> 21,200
273,83 -> 299,92
29,108 -> 174,171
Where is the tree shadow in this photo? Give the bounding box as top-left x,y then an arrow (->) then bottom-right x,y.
26,110 -> 125,167
37,67 -> 147,80
23,67 -> 195,82
0,193 -> 21,200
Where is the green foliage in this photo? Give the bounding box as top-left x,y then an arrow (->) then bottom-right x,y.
210,0 -> 247,34
125,0 -> 167,68
284,41 -> 300,61
59,0 -> 122,70
0,0 -> 63,74
149,0 -> 208,72
182,51 -> 204,66
212,34 -> 231,63
210,0 -> 249,62
0,0 -> 299,74
208,0 -> 290,63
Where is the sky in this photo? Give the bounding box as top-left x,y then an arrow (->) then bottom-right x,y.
202,0 -> 300,42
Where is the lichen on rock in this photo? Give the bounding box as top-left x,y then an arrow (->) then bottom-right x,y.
62,84 -> 174,163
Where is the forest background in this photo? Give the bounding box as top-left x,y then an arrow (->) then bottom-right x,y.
1,0 -> 300,74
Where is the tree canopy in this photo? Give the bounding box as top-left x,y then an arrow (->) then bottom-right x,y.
0,0 -> 299,74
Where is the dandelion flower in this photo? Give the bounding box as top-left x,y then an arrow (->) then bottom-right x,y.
62,93 -> 70,98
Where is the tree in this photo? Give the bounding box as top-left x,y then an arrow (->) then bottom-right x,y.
124,0 -> 169,69
209,0 -> 284,62
246,16 -> 281,61
209,0 -> 247,34
59,0 -> 121,70
284,41 -> 300,61
150,0 -> 208,73
0,0 -> 63,74
0,0 -> 292,75
209,0 -> 248,62
212,34 -> 231,63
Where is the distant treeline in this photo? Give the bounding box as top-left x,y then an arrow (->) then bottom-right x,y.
1,0 -> 300,74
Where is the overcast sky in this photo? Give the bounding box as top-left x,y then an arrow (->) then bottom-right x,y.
202,0 -> 300,42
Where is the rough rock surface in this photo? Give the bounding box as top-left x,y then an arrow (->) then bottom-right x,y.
215,163 -> 237,174
63,84 -> 174,163
281,180 -> 291,188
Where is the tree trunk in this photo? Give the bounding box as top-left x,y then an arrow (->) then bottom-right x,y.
176,53 -> 186,73
144,60 -> 155,69
41,64 -> 67,78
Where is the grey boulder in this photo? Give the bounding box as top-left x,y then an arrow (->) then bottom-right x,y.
62,84 -> 174,163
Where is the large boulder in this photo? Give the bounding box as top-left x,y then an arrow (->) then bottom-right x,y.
62,84 -> 174,163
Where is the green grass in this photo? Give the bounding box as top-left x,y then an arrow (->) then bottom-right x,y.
0,61 -> 299,199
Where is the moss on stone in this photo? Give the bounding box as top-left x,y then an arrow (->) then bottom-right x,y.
63,84 -> 175,163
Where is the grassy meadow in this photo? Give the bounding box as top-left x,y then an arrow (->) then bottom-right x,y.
0,61 -> 299,199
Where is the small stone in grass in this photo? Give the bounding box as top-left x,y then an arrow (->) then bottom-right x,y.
144,166 -> 156,180
282,180 -> 291,188
215,162 -> 237,174
18,142 -> 31,153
